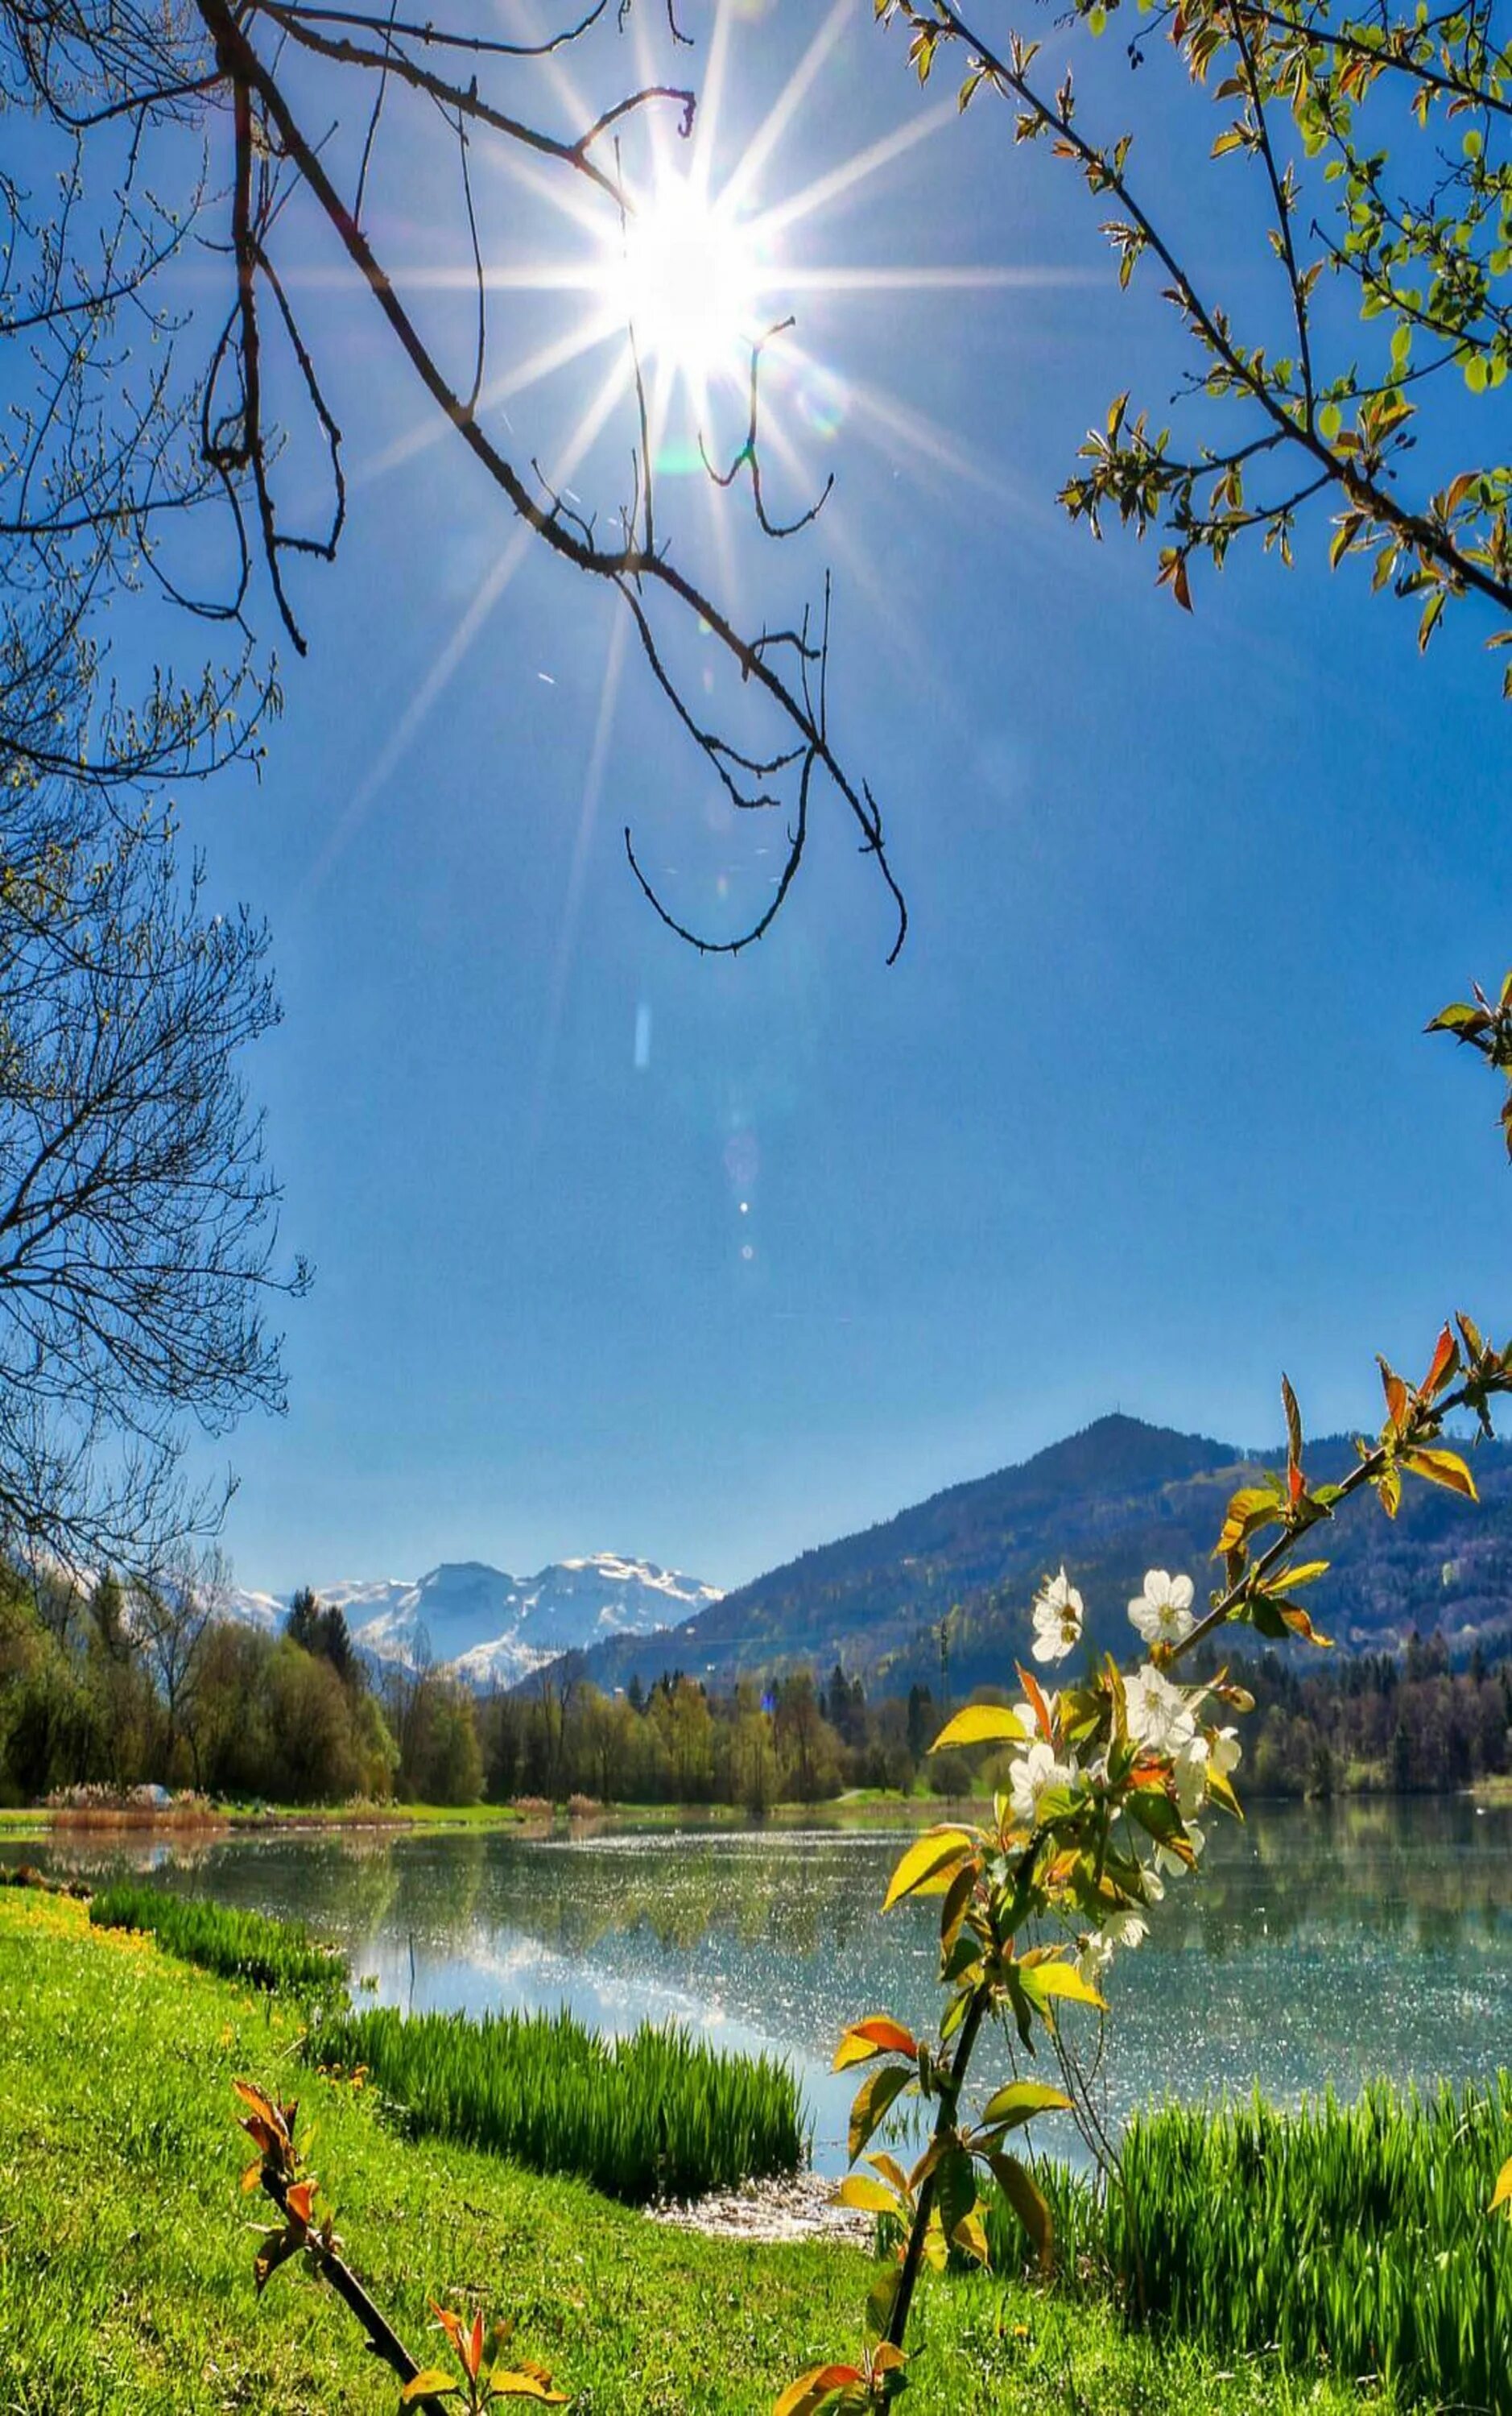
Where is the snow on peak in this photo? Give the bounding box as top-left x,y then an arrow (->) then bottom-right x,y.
228,1553 -> 723,1688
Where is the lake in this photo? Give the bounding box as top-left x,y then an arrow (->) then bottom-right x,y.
30,1796 -> 1512,2175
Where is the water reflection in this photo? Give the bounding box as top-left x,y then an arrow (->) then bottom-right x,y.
29,1799 -> 1512,2175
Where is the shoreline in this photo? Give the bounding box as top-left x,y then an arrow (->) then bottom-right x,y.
3,1780 -> 1506,1849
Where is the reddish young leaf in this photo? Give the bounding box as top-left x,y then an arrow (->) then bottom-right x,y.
1378,1357 -> 1409,1435
773,2364 -> 865,2416
1422,1322 -> 1458,1398
1015,1665 -> 1056,1741
833,2017 -> 918,2071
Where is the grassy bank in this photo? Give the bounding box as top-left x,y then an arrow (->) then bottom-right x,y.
1113,2083 -> 1512,2412
0,1889 -> 1396,2415
90,1881 -> 349,2003
227,1798 -> 527,1830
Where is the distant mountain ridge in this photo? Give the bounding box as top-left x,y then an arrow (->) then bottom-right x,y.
230,1555 -> 723,1690
523,1413 -> 1512,1700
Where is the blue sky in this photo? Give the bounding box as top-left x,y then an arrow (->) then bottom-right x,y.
149,0 -> 1511,1595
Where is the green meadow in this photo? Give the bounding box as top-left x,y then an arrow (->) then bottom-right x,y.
0,1887 -> 1395,2416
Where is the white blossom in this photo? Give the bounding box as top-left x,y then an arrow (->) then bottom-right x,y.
1127,1568 -> 1196,1649
1031,1567 -> 1084,1665
1076,1930 -> 1113,1988
1125,1664 -> 1197,1756
1075,1908 -> 1149,1988
1210,1725 -> 1242,1779
1172,1732 -> 1210,1819
1155,1821 -> 1204,1876
1105,1909 -> 1150,1951
1009,1739 -> 1074,1827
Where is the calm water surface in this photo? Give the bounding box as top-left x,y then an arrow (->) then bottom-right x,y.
33,1798 -> 1512,2174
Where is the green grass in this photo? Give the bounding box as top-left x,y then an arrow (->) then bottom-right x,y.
1109,2082 -> 1512,2412
0,1889 -> 1397,2415
90,1880 -> 348,2004
309,2001 -> 806,2203
973,2080 -> 1512,2413
228,1799 -> 525,1827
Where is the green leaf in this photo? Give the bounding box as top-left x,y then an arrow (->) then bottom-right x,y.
952,2207 -> 992,2264
986,2150 -> 1054,2273
1018,1959 -> 1107,2012
932,1704 -> 1028,1752
849,2063 -> 913,2162
1402,1446 -> 1477,1500
864,2265 -> 900,2344
1216,1483 -> 1285,1558
402,2374 -> 460,2405
979,2079 -> 1075,2129
882,1828 -> 977,1911
837,2174 -> 899,2215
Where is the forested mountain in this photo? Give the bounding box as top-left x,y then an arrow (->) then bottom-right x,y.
527,1413 -> 1512,1700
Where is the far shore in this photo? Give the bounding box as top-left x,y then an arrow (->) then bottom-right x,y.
3,1779 -> 1506,1846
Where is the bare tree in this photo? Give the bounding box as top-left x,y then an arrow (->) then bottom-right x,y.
0,767 -> 307,1576
2,0 -> 905,957
130,1541 -> 229,1782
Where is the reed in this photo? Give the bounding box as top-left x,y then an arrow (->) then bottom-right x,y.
89,1881 -> 347,2003
973,2077 -> 1512,2410
310,2002 -> 805,2204
1109,2078 -> 1512,2409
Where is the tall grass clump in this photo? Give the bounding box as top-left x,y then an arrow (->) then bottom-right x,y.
1105,2078 -> 1512,2410
89,1882 -> 347,2004
310,2003 -> 805,2203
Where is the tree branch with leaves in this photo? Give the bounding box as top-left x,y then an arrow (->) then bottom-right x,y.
878,0 -> 1512,677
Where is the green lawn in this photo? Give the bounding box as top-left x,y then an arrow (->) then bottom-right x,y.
227,1799 -> 526,1828
0,1889 -> 1399,2415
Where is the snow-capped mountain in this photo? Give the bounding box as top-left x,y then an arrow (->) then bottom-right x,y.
229,1556 -> 723,1690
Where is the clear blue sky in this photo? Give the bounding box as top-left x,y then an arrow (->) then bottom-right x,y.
154,0 -> 1510,1595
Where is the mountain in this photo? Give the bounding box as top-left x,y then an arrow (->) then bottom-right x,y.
524,1413 -> 1512,1700
229,1556 -> 723,1690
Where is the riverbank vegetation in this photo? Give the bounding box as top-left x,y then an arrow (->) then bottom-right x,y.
312,2001 -> 805,2205
0,1885 -> 1400,2415
965,2083 -> 1512,2416
90,1881 -> 348,2004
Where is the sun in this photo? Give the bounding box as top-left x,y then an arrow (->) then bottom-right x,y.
598,170 -> 770,407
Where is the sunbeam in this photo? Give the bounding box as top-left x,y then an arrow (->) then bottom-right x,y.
527,604 -> 632,1160
297,350 -> 635,906
717,0 -> 854,220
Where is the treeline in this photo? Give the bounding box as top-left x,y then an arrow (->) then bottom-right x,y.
4,1557 -> 1511,1810
0,1573 -> 483,1806
1210,1630 -> 1512,1798
0,1558 -> 932,1809
476,1665 -> 926,1810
